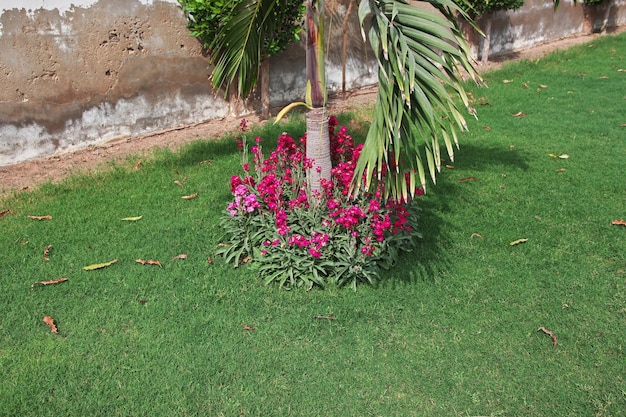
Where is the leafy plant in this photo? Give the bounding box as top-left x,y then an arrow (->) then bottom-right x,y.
178,0 -> 304,97
217,116 -> 421,290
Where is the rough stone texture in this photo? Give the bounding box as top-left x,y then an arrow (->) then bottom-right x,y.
0,0 -> 624,166
0,0 -> 228,166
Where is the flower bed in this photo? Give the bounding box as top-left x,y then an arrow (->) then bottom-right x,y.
218,117 -> 422,290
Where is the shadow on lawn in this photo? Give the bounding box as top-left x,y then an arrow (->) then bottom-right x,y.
385,142 -> 530,286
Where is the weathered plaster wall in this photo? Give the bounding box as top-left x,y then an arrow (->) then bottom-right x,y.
0,0 -> 231,166
468,0 -> 626,59
0,0 -> 624,166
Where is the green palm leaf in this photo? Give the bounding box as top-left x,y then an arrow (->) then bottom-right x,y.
210,0 -> 284,98
354,0 -> 481,201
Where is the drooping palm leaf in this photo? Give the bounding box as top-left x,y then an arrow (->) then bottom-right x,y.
354,0 -> 481,201
210,0 -> 292,98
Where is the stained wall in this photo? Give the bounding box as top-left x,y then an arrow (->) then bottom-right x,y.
0,0 -> 624,166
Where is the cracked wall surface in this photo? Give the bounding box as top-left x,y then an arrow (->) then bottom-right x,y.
0,0 -> 624,166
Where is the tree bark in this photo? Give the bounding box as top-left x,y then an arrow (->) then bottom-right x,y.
306,107 -> 331,196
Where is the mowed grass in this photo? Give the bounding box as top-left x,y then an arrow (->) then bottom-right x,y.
1,33 -> 624,416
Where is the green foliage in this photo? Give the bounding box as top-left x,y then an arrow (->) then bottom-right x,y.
178,0 -> 304,96
455,0 -> 524,16
217,119 -> 421,290
354,0 -> 481,201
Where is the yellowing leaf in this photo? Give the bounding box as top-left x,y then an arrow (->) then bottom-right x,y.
509,238 -> 529,246
121,216 -> 143,221
548,153 -> 559,158
83,259 -> 119,270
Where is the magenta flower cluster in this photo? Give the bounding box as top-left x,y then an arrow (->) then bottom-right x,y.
222,116 -> 422,287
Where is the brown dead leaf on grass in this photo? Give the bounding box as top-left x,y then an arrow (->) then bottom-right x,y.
136,259 -> 163,267
27,215 -> 52,220
538,326 -> 557,347
43,245 -> 52,261
611,220 -> 626,226
457,177 -> 478,183
31,277 -> 69,290
134,160 -> 143,170
43,316 -> 59,334
171,254 -> 188,260
181,192 -> 198,200
511,111 -> 527,117
0,209 -> 11,218
243,324 -> 256,331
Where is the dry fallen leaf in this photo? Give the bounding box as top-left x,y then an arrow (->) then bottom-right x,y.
558,154 -> 570,159
0,209 -> 11,218
43,316 -> 59,334
539,84 -> 548,88
83,259 -> 119,270
174,180 -> 185,188
134,160 -> 143,170
217,243 -> 228,247
470,233 -> 483,239
538,326 -> 557,347
121,216 -> 143,221
31,277 -> 69,290
483,125 -> 492,131
136,259 -> 163,267
171,254 -> 188,260
43,245 -> 52,261
522,82 -> 529,89
534,215 -> 542,221
457,177 -> 478,183
243,324 -> 256,331
503,79 -> 513,83
445,165 -> 455,169
27,215 -> 52,221
511,111 -> 527,117
556,168 -> 567,173
181,192 -> 198,200
313,315 -> 337,320
509,238 -> 529,246
611,219 -> 626,226
207,256 -> 213,264
197,160 -> 212,165
509,144 -> 515,151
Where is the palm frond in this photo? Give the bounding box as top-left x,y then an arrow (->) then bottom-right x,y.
354,0 -> 481,201
210,0 -> 281,98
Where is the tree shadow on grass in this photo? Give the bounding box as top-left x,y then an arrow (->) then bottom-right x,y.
382,142 -> 530,287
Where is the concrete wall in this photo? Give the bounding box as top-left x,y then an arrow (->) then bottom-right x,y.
0,0 -> 624,166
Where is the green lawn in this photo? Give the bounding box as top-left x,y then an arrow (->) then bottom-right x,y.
1,32 -> 624,416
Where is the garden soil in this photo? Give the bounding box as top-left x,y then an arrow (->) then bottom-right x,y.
1,27 -> 623,198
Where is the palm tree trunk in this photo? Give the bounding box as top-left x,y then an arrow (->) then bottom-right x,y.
306,107 -> 331,195
305,0 -> 331,195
